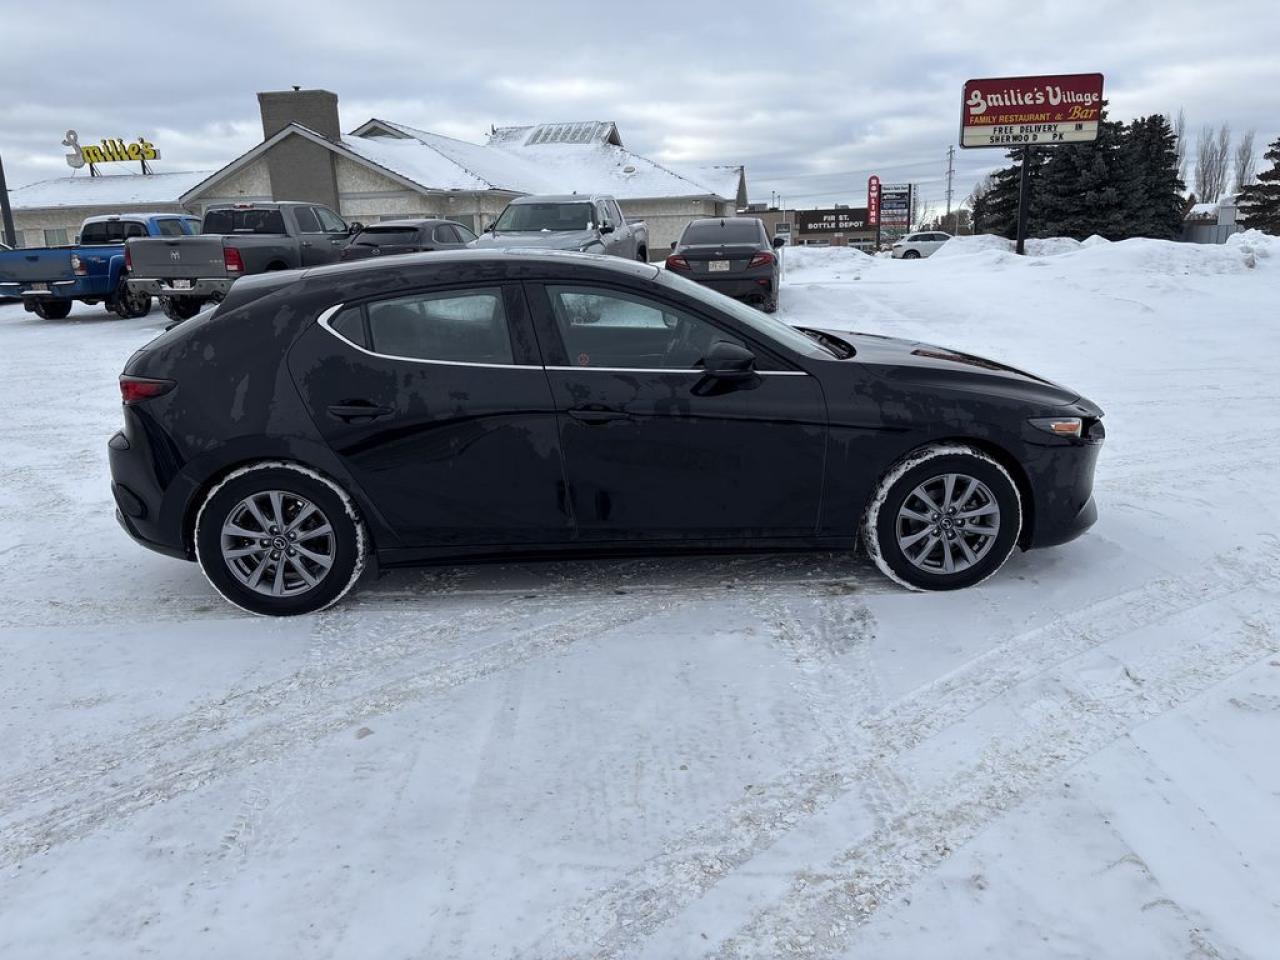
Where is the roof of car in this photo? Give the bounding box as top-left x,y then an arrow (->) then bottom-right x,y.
81,212 -> 196,224
686,217 -> 764,226
506,194 -> 608,204
359,218 -> 457,229
301,247 -> 660,283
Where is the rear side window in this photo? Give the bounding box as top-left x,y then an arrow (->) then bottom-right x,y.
681,219 -> 764,244
293,207 -> 322,233
203,209 -> 287,234
433,224 -> 461,244
155,219 -> 186,236
79,222 -> 109,244
363,288 -> 513,364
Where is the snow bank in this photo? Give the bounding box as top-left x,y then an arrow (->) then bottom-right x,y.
932,234 -> 1081,258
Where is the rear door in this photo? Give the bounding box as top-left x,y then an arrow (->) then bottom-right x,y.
287,282 -> 571,547
527,280 -> 827,542
293,207 -> 332,267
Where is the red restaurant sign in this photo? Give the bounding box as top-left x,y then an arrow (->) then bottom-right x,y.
867,175 -> 880,226
960,73 -> 1104,149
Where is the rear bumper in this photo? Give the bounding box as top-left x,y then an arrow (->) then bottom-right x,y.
0,279 -> 84,299
128,277 -> 233,299
108,426 -> 191,559
685,274 -> 775,301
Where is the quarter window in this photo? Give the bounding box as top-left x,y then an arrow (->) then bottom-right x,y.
364,288 -> 513,365
546,285 -> 742,370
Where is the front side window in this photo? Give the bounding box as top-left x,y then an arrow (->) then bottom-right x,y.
546,285 -> 742,370
316,207 -> 348,234
361,288 -> 513,365
452,223 -> 477,243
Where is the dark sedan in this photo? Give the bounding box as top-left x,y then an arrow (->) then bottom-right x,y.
339,218 -> 477,261
666,217 -> 784,312
109,250 -> 1103,615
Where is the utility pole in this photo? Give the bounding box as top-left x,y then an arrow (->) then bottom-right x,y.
0,153 -> 17,249
944,145 -> 955,232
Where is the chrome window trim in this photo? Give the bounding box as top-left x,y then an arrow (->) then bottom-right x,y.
543,366 -> 808,376
315,302 -> 540,371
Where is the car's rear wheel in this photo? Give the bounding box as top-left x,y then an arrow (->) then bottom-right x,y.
110,279 -> 151,319
194,463 -> 368,616
160,296 -> 202,322
32,299 -> 73,320
862,444 -> 1021,591
902,249 -> 921,260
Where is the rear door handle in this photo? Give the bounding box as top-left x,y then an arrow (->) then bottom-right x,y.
567,406 -> 627,425
327,402 -> 393,422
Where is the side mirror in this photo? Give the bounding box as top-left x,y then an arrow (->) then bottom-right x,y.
74,235 -> 81,244
669,240 -> 678,251
703,340 -> 756,381
347,221 -> 364,235
772,236 -> 785,248
599,222 -> 615,235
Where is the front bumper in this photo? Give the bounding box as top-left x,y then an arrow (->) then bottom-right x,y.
128,277 -> 233,299
1021,430 -> 1103,549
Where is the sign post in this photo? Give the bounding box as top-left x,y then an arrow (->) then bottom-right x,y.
867,175 -> 881,250
959,73 -> 1103,253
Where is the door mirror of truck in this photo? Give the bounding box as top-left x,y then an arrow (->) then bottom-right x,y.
347,222 -> 364,235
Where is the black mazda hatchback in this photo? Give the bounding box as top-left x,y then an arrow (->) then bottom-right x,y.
109,249 -> 1103,615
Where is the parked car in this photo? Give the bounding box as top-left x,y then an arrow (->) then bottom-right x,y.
471,194 -> 648,261
340,219 -> 476,262
891,231 -> 952,259
665,217 -> 784,312
126,201 -> 361,322
109,249 -> 1103,615
0,213 -> 199,319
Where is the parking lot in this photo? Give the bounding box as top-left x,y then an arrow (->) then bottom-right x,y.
2,237 -> 1278,958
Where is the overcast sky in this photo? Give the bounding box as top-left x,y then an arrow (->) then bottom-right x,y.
2,0 -> 1276,215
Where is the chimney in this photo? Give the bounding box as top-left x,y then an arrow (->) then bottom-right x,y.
254,88 -> 342,209
257,88 -> 341,141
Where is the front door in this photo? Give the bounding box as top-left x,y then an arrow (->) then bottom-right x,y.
288,282 -> 571,547
527,281 -> 827,542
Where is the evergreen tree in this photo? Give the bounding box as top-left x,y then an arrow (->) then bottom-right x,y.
1034,111 -> 1133,240
972,149 -> 1045,238
1238,136 -> 1280,234
1121,115 -> 1185,239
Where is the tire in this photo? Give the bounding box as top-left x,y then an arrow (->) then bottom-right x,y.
760,298 -> 778,314
636,248 -> 648,263
110,280 -> 151,319
194,462 -> 369,616
861,444 -> 1021,591
160,296 -> 202,322
902,249 -> 921,260
32,299 -> 73,320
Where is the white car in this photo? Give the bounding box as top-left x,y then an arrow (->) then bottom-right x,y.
891,231 -> 952,259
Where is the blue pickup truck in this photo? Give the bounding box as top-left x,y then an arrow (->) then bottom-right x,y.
0,213 -> 199,319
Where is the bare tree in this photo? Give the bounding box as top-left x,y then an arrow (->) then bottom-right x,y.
1173,108 -> 1188,185
1234,128 -> 1256,190
1195,122 -> 1232,202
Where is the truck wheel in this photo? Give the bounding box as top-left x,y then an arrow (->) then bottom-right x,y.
636,247 -> 648,263
111,281 -> 152,319
160,296 -> 202,322
32,299 -> 73,320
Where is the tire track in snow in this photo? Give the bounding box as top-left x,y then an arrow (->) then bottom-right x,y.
528,543 -> 1279,959
0,594 -> 679,868
712,608 -> 1277,959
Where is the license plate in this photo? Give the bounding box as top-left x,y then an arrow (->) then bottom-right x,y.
708,260 -> 731,272
171,279 -> 192,290
28,282 -> 49,292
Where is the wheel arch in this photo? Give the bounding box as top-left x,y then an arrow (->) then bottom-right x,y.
921,435 -> 1035,548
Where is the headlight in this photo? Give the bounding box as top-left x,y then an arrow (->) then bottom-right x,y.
1028,416 -> 1083,438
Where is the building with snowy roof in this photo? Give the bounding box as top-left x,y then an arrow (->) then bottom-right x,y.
6,89 -> 747,258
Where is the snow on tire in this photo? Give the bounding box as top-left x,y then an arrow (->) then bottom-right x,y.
861,443 -> 1021,591
193,461 -> 369,616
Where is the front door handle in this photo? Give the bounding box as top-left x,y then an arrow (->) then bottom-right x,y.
327,402 -> 393,422
567,406 -> 627,425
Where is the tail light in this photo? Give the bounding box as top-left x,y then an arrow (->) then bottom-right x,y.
748,251 -> 776,269
665,254 -> 690,271
124,246 -> 132,272
119,375 -> 175,405
71,253 -> 87,276
223,246 -> 245,274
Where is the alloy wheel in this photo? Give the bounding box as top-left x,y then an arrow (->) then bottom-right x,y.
220,490 -> 335,597
895,472 -> 1001,575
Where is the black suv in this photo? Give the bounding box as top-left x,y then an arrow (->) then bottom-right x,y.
109,250 -> 1103,615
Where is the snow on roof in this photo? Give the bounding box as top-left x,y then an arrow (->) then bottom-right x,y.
345,118 -> 737,201
9,170 -> 213,210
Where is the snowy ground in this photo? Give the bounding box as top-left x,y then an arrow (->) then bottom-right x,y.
1,234 -> 1278,959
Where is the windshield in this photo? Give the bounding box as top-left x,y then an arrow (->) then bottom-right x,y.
355,227 -> 419,246
656,269 -> 839,360
202,209 -> 287,235
494,202 -> 594,233
681,220 -> 762,244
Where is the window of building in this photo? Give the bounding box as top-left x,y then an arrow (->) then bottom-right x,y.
43,228 -> 69,246
546,285 -> 742,370
364,288 -> 512,365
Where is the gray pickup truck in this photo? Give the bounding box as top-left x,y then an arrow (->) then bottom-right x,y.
126,201 -> 361,321
471,194 -> 649,262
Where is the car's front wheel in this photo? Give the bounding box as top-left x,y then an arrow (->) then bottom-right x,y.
194,463 -> 368,616
902,249 -> 921,260
160,296 -> 202,322
862,444 -> 1021,591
